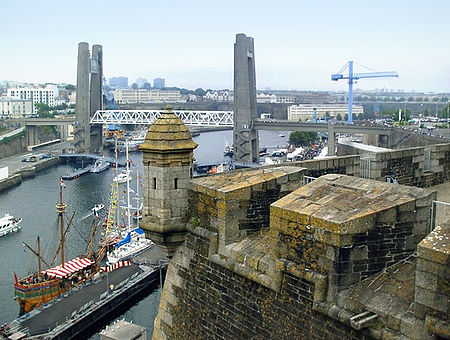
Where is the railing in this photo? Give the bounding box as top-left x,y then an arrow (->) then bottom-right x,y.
90,110 -> 234,126
302,176 -> 317,186
424,149 -> 431,172
360,157 -> 371,179
430,200 -> 450,232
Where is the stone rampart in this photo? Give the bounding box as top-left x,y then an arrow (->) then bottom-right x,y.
151,173 -> 447,339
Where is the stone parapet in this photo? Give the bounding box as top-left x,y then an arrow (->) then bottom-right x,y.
270,174 -> 436,295
188,166 -> 305,253
415,223 -> 449,338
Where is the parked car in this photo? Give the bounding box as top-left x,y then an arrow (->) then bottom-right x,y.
39,153 -> 52,159
21,156 -> 37,162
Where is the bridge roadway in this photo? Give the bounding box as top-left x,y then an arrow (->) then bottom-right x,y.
8,117 -> 75,126
253,119 -> 393,135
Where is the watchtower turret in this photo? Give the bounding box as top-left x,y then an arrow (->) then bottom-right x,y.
139,106 -> 198,258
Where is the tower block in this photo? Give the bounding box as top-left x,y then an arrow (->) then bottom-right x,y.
139,106 -> 198,258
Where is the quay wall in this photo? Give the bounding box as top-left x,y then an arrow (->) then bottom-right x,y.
0,134 -> 27,159
0,158 -> 58,194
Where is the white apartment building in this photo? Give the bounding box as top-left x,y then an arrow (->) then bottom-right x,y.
113,89 -> 185,104
7,84 -> 59,112
204,90 -> 233,102
288,104 -> 364,122
0,97 -> 33,118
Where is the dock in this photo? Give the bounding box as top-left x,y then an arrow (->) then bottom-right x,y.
59,154 -> 126,167
1,247 -> 167,339
61,165 -> 93,180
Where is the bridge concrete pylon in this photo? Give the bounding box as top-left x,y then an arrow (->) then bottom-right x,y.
74,42 -> 103,153
233,33 -> 259,163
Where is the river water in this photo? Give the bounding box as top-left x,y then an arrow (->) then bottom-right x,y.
0,129 -> 289,335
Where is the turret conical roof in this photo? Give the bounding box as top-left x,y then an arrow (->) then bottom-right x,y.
139,106 -> 198,152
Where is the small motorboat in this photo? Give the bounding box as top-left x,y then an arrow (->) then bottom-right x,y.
0,214 -> 22,236
91,204 -> 104,216
113,170 -> 132,184
90,158 -> 110,173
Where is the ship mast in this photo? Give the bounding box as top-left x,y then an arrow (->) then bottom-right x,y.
126,139 -> 132,231
56,181 -> 67,267
37,236 -> 41,279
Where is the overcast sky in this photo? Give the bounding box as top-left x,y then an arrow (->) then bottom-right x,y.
2,0 -> 449,93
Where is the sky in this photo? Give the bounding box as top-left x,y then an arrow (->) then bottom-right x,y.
1,0 -> 449,93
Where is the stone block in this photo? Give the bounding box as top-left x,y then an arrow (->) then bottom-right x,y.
377,208 -> 397,224
415,270 -> 437,291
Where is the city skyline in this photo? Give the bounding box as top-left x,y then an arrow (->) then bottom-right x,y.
1,1 -> 449,93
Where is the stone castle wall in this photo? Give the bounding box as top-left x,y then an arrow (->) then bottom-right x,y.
151,173 -> 443,340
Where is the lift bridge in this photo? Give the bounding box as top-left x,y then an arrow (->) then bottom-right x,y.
90,110 -> 234,126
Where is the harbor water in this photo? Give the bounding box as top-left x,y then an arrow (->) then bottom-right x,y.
0,129 -> 289,336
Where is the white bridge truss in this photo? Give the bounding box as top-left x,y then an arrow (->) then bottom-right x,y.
90,110 -> 234,126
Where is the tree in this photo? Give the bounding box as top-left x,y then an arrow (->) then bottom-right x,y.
416,97 -> 423,102
423,109 -> 430,117
440,97 -> 448,102
407,97 -> 414,102
336,114 -> 342,121
143,82 -> 151,90
64,84 -> 75,91
131,83 -> 138,90
34,103 -> 52,118
194,88 -> 206,97
432,97 -> 439,102
288,131 -> 317,147
424,97 -> 429,102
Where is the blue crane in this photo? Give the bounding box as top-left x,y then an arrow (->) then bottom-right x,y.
332,61 -> 398,124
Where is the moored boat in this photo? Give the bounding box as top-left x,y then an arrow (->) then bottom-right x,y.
90,158 -> 110,173
113,170 -> 132,184
0,214 -> 22,237
14,182 -> 99,315
224,140 -> 234,157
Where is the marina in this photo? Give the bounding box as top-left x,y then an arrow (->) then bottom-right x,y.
1,246 -> 166,339
0,129 -> 286,337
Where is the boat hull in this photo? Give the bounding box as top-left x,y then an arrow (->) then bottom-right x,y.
14,279 -> 68,315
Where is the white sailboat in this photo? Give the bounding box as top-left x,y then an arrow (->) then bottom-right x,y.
107,140 -> 154,264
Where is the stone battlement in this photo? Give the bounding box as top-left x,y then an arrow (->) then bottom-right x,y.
150,168 -> 450,339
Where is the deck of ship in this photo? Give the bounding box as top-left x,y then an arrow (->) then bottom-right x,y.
13,246 -> 168,337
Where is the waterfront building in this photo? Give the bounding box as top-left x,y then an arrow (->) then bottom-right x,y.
256,92 -> 277,103
0,97 -> 33,118
135,77 -> 147,89
153,78 -> 165,89
288,103 -> 364,121
204,90 -> 233,102
109,77 -> 128,88
112,89 -> 185,104
7,84 -> 59,112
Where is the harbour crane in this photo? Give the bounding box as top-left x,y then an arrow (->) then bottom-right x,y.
332,61 -> 398,124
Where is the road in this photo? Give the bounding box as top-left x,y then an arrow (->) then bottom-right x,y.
0,141 -> 72,176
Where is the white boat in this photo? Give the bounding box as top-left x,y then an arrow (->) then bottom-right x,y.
91,204 -> 104,216
0,214 -> 22,236
224,140 -> 234,157
279,133 -> 286,137
90,158 -> 110,173
113,170 -> 132,184
107,141 -> 154,264
107,228 -> 153,264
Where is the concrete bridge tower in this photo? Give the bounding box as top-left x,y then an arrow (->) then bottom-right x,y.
74,42 -> 103,153
233,34 -> 259,163
139,106 -> 198,258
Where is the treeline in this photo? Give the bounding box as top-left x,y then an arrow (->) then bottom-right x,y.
34,103 -> 75,118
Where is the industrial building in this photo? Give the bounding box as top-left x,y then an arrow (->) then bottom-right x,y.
113,89 -> 185,104
288,103 -> 363,121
